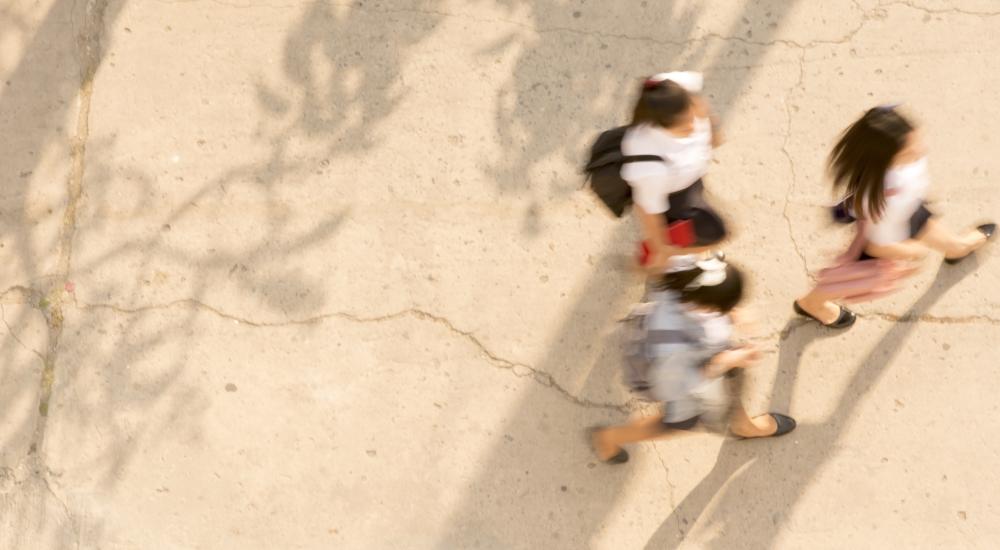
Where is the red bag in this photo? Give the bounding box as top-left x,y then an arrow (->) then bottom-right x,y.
637,219 -> 696,265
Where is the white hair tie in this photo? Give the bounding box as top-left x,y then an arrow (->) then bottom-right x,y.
646,71 -> 704,93
684,258 -> 727,290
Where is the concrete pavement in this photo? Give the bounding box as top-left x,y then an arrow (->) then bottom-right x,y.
2,0 -> 1000,548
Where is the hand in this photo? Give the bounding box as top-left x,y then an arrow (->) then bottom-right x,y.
732,344 -> 762,365
713,345 -> 761,372
729,308 -> 759,337
644,250 -> 670,273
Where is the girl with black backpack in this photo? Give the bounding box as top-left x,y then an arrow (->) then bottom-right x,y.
619,72 -> 728,271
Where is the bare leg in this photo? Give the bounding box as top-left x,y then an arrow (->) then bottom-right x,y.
591,414 -> 689,461
915,218 -> 987,260
728,402 -> 778,438
794,287 -> 842,325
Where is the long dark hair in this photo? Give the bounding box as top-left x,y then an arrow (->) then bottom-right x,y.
829,106 -> 915,220
631,78 -> 692,128
658,263 -> 744,313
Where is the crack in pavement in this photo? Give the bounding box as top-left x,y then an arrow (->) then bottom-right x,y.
780,48 -> 812,280
12,0 -> 111,538
29,0 -> 109,450
748,307 -> 1000,344
868,312 -> 1000,325
75,299 -> 635,413
652,445 -> 682,537
158,0 -> 877,51
40,471 -> 79,548
880,1 -> 1000,17
0,304 -> 45,361
74,293 -> 1000,417
0,285 -> 41,304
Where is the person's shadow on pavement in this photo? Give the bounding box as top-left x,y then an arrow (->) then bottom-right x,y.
644,259 -> 979,550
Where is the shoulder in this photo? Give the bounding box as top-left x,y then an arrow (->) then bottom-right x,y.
621,125 -> 670,181
622,124 -> 663,153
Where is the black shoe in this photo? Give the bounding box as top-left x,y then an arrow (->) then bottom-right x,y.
945,223 -> 997,265
588,427 -> 629,465
769,413 -> 797,437
793,301 -> 856,329
733,413 -> 797,439
602,449 -> 629,464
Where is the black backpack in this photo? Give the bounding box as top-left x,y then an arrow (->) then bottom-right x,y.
584,126 -> 665,217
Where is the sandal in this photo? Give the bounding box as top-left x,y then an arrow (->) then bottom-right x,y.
587,427 -> 629,465
793,301 -> 856,329
945,223 -> 996,265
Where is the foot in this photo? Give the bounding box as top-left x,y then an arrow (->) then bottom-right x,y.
733,413 -> 797,439
793,300 -> 856,329
945,223 -> 996,265
588,427 -> 629,464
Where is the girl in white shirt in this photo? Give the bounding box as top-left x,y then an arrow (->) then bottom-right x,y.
795,105 -> 995,327
620,72 -> 725,271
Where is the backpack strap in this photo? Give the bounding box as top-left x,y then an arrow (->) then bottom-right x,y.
645,329 -> 693,344
585,153 -> 667,173
621,154 -> 667,164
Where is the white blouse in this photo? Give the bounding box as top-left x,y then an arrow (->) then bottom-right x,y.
619,71 -> 713,215
620,120 -> 713,214
865,157 -> 931,245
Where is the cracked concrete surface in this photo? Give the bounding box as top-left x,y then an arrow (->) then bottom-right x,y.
2,0 -> 1000,548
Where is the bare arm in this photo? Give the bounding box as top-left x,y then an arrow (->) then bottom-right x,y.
703,345 -> 761,379
636,205 -> 680,269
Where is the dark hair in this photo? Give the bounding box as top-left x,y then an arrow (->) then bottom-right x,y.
829,106 -> 915,220
657,263 -> 744,313
631,79 -> 692,128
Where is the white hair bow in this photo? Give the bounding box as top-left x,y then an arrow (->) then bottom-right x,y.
684,257 -> 727,290
646,71 -> 704,93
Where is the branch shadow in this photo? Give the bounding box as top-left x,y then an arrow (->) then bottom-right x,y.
2,0 -> 441,547
644,260 -> 979,549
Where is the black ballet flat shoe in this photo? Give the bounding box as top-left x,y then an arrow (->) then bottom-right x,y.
733,413 -> 797,439
793,301 -> 856,329
768,413 -> 797,437
602,449 -> 630,465
587,427 -> 629,465
945,223 -> 997,265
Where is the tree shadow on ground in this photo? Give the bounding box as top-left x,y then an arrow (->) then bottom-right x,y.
1,0 -> 441,547
643,261 -> 978,549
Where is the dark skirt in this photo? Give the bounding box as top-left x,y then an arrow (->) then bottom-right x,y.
859,203 -> 934,260
663,179 -> 728,247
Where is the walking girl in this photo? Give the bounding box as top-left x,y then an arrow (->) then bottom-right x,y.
795,105 -> 995,327
590,258 -> 796,464
620,72 -> 728,270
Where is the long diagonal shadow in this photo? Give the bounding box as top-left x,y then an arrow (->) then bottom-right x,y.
434,1 -> 801,547
644,260 -> 980,549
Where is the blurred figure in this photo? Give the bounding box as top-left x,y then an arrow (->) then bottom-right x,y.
795,105 -> 995,327
621,72 -> 728,271
590,259 -> 795,464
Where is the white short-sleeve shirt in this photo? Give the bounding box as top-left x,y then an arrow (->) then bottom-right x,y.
864,157 -> 931,245
619,71 -> 713,215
